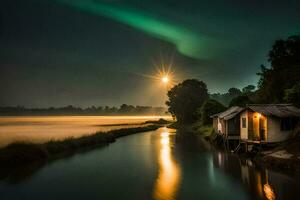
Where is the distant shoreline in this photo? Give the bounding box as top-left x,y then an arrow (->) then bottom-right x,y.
0,105 -> 168,116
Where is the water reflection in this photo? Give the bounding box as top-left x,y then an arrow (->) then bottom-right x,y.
264,183 -> 275,200
153,129 -> 181,200
0,128 -> 299,200
213,153 -> 284,200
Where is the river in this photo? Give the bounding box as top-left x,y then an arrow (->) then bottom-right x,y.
0,127 -> 299,199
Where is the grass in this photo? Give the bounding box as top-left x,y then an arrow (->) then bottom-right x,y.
167,120 -> 214,139
97,118 -> 172,127
190,121 -> 214,138
196,125 -> 214,137
254,135 -> 300,171
0,124 -> 164,168
144,118 -> 172,124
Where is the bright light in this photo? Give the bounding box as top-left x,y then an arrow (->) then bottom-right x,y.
161,132 -> 169,138
162,76 -> 169,83
264,183 -> 276,200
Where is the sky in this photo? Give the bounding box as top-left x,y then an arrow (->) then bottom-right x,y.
1,0 -> 300,107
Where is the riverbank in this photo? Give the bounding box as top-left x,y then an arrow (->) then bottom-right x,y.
169,122 -> 214,142
170,122 -> 300,172
253,136 -> 300,172
0,122 -> 167,168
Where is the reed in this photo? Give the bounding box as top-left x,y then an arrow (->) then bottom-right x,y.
0,124 -> 164,167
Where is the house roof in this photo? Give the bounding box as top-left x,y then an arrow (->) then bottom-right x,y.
211,106 -> 244,120
247,104 -> 300,118
210,112 -> 223,118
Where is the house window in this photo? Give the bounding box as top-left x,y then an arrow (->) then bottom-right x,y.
281,118 -> 296,131
242,118 -> 246,128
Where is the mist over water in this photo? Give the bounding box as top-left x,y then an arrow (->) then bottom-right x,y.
0,116 -> 171,147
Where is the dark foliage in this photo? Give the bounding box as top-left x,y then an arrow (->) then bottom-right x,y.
166,79 -> 209,124
284,83 -> 300,107
229,95 -> 253,107
257,35 -> 300,103
210,87 -> 242,106
197,99 -> 226,125
242,85 -> 256,94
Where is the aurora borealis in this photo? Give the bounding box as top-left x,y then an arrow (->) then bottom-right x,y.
57,0 -> 215,59
1,0 -> 300,107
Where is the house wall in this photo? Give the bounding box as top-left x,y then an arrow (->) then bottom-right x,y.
240,110 -> 248,140
213,117 -> 218,132
217,118 -> 222,133
218,119 -> 225,134
259,115 -> 267,141
247,110 -> 254,140
252,112 -> 262,141
267,116 -> 293,142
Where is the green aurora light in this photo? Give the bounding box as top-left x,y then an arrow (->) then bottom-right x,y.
55,0 -> 218,59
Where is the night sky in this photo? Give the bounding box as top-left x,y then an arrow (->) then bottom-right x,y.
1,0 -> 300,107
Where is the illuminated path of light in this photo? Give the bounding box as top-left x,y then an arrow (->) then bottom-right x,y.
54,0 -> 216,59
153,129 -> 181,200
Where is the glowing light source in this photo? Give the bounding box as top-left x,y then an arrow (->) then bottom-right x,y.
162,76 -> 169,83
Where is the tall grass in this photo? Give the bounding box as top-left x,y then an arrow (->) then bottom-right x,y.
0,124 -> 163,167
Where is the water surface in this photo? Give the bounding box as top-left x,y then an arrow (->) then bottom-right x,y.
0,127 -> 299,199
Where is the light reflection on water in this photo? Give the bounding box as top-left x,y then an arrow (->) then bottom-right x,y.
0,127 -> 299,200
213,152 -> 297,200
264,183 -> 275,200
153,129 -> 180,200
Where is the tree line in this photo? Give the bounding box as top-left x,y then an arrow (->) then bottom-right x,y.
0,104 -> 167,116
166,35 -> 300,125
210,85 -> 255,106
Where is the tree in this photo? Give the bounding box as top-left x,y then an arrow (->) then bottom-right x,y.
257,35 -> 300,103
197,99 -> 226,125
166,79 -> 208,123
242,85 -> 255,93
284,83 -> 300,107
210,88 -> 242,106
228,87 -> 242,97
119,104 -> 135,114
269,36 -> 300,70
229,95 -> 253,107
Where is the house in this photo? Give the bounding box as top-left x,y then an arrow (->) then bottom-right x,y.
211,106 -> 245,140
240,104 -> 300,143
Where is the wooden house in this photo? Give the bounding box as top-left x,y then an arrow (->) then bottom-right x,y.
240,104 -> 300,143
211,106 -> 245,140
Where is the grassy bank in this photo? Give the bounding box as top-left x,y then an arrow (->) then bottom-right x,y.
0,124 -> 164,168
168,121 -> 213,137
253,136 -> 300,172
98,118 -> 171,127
